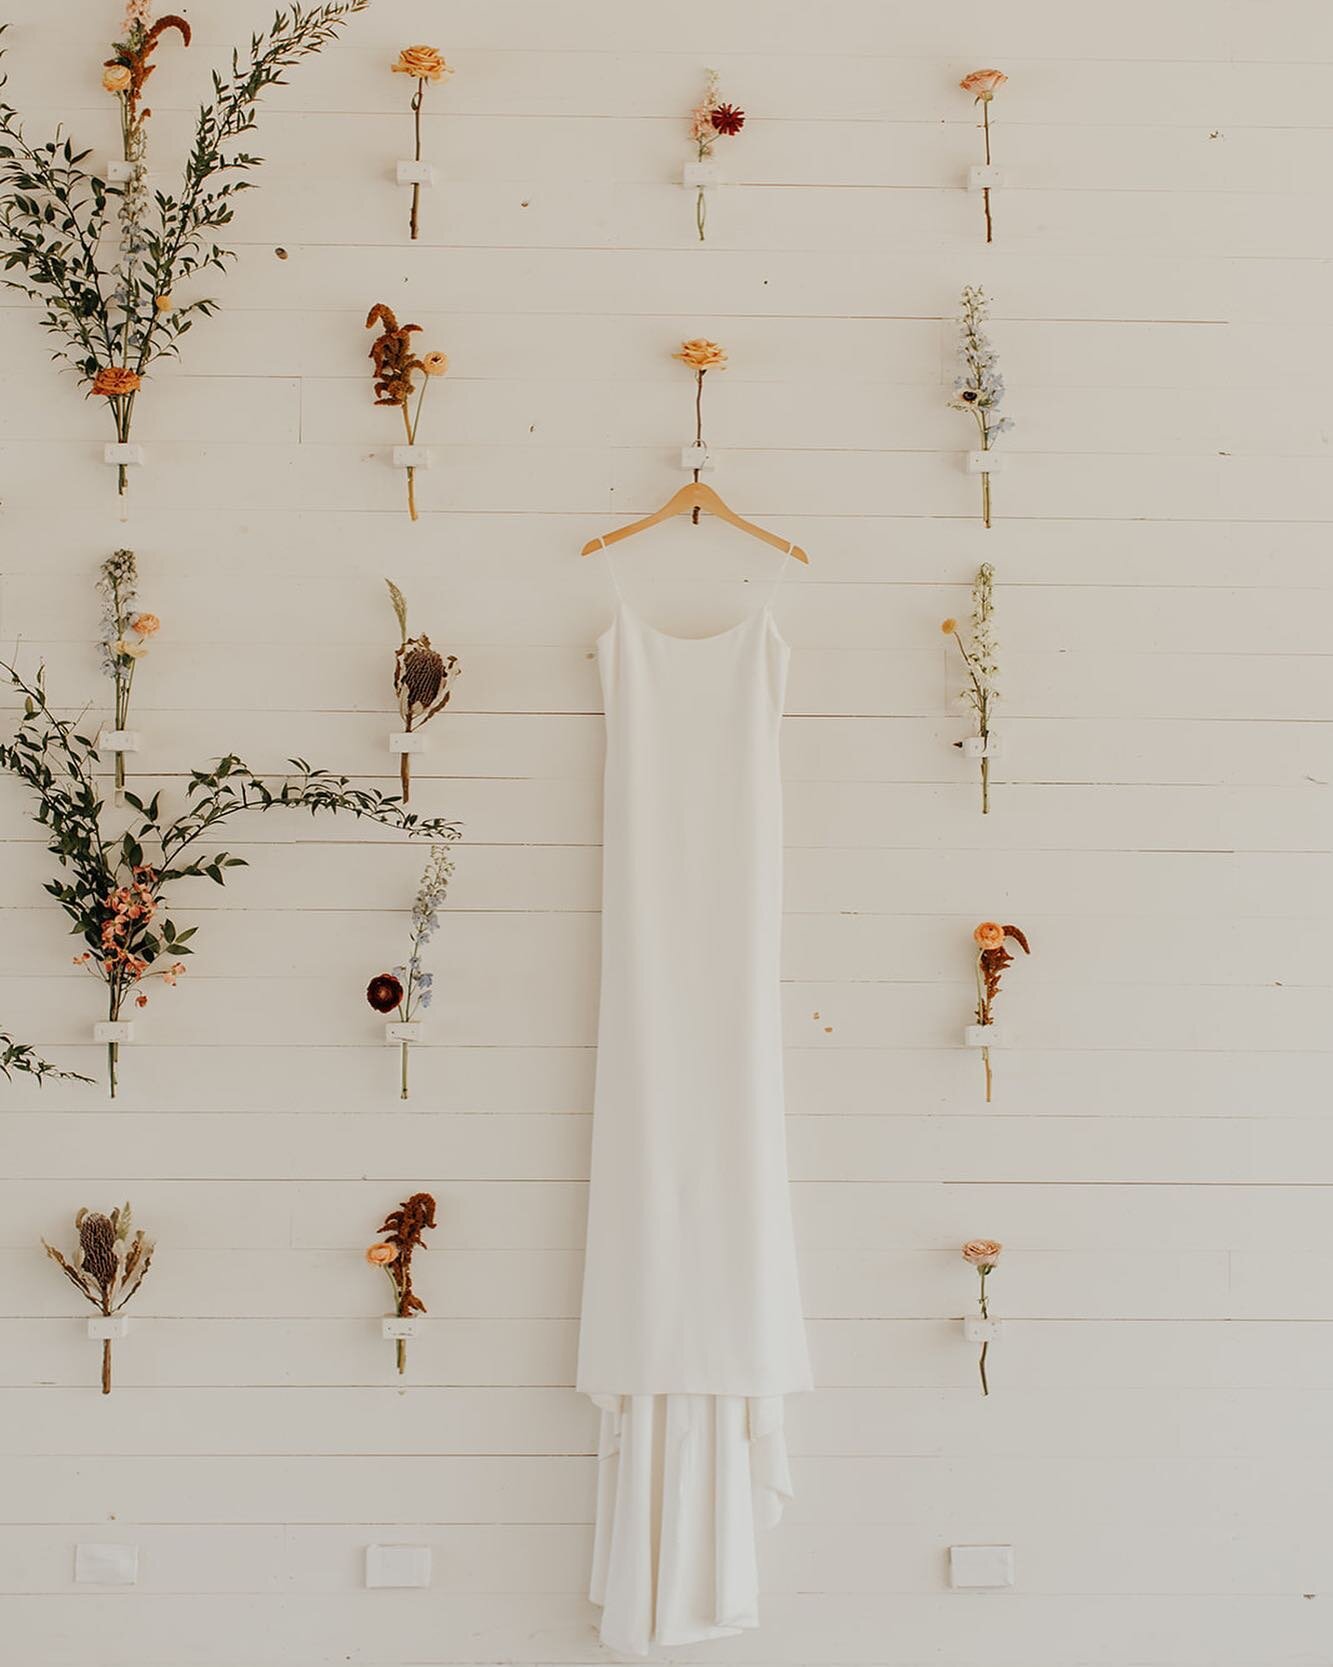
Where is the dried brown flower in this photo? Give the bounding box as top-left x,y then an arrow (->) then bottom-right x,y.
108,14 -> 192,119
378,1191 -> 437,1317
710,102 -> 745,136
366,973 -> 405,1014
365,303 -> 423,407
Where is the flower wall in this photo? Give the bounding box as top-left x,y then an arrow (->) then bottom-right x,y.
0,3 -> 1328,1666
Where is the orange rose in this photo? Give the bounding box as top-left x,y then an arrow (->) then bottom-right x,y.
155,294 -> 174,313
973,921 -> 1005,951
673,338 -> 728,372
103,64 -> 132,93
91,366 -> 141,397
420,351 -> 448,376
130,613 -> 160,637
962,1239 -> 1003,1267
960,69 -> 1007,101
366,1243 -> 399,1265
392,45 -> 452,82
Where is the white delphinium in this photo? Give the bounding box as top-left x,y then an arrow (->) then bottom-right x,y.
941,563 -> 999,814
948,286 -> 1013,527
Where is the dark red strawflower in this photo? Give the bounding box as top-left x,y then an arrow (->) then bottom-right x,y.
366,973 -> 405,1014
710,103 -> 745,136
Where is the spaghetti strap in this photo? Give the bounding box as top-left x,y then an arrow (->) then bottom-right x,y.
596,536 -> 625,602
765,541 -> 797,605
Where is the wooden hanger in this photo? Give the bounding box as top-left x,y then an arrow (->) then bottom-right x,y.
580,480 -> 809,563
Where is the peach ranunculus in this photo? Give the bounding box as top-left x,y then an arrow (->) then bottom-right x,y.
366,1242 -> 399,1265
940,617 -> 958,635
673,338 -> 728,373
91,366 -> 142,398
392,45 -> 452,82
130,613 -> 161,637
155,294 -> 174,313
960,69 -> 1007,101
103,64 -> 133,94
420,351 -> 448,376
973,921 -> 1005,951
111,639 -> 148,660
962,1239 -> 1003,1267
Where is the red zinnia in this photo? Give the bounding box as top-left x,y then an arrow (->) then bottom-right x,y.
366,973 -> 405,1014
710,103 -> 745,136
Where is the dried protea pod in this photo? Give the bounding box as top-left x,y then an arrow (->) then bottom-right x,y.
396,636 -> 457,722
43,1204 -> 156,1393
386,581 -> 461,801
77,1211 -> 119,1295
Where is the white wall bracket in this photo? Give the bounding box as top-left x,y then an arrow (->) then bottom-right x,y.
392,445 -> 433,468
381,1316 -> 420,1341
395,160 -> 436,187
962,1316 -> 1002,1344
389,732 -> 429,755
967,165 -> 1006,191
682,161 -> 721,189
366,1544 -> 432,1588
680,442 -> 716,471
949,1543 -> 1014,1589
964,1024 -> 1003,1049
385,1022 -> 422,1045
961,733 -> 1001,760
101,730 -> 142,754
87,1314 -> 130,1340
93,1021 -> 135,1045
75,1543 -> 139,1585
104,443 -> 144,468
966,450 -> 1005,474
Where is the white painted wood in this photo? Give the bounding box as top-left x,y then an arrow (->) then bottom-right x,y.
0,2 -> 1324,1662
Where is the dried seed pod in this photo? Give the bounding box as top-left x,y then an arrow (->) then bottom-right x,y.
78,1213 -> 118,1295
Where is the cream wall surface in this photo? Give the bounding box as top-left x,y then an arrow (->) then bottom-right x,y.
1,1 -> 1329,1662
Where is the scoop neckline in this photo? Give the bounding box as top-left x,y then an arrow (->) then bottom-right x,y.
611,600 -> 776,645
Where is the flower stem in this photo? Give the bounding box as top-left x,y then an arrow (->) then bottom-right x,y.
102,1337 -> 113,1395
981,754 -> 991,816
981,102 -> 994,243
696,187 -> 707,242
401,400 -> 417,521
400,1039 -> 409,1101
410,81 -> 424,240
979,1338 -> 990,1395
982,1044 -> 992,1103
396,1336 -> 407,1375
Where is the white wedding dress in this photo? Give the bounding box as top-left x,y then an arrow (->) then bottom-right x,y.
577,556 -> 812,1655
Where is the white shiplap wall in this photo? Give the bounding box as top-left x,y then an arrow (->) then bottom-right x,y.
1,2 -> 1329,1662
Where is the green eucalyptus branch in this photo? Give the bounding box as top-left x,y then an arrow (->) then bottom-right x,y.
1,1030 -> 91,1084
0,4 -> 369,486
1,659 -> 458,1097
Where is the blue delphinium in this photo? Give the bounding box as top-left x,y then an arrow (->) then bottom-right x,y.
390,839 -> 458,1098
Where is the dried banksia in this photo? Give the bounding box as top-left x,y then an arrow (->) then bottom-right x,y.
386,580 -> 460,801
43,1203 -> 155,1393
78,1210 -> 119,1293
